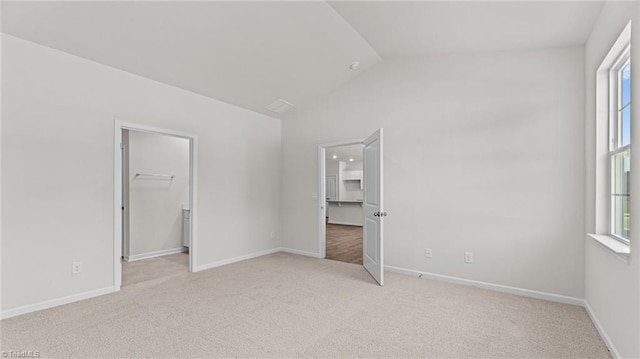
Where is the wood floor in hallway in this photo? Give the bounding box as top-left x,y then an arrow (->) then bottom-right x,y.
325,223 -> 363,265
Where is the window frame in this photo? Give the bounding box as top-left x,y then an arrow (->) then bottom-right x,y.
608,45 -> 631,244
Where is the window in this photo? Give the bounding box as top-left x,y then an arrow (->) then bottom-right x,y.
591,21 -> 632,260
609,46 -> 631,242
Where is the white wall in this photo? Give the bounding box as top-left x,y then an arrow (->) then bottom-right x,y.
584,1 -> 640,357
344,160 -> 363,172
128,131 -> 189,257
328,202 -> 363,226
1,35 -> 281,312
326,159 -> 340,178
282,46 -> 586,298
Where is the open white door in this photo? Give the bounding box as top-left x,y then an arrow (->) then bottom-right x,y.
362,128 -> 384,285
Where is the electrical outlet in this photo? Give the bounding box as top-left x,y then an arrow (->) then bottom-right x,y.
72,262 -> 83,274
425,248 -> 433,258
464,252 -> 473,264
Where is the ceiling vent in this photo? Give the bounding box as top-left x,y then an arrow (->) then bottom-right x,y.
265,99 -> 294,115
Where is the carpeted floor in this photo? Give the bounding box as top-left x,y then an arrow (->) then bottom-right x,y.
1,252 -> 610,358
122,252 -> 189,287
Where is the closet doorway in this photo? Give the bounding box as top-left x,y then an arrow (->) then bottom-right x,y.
113,121 -> 198,290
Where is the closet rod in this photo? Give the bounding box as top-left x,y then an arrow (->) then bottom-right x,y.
135,173 -> 175,180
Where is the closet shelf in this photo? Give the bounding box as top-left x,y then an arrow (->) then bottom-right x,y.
135,173 -> 175,180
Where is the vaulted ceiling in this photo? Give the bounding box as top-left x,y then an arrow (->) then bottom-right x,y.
328,1 -> 605,58
1,1 -> 604,119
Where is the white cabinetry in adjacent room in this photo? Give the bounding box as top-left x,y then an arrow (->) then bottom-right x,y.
342,170 -> 362,181
342,170 -> 363,189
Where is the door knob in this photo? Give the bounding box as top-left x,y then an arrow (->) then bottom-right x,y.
381,212 -> 388,217
373,211 -> 379,217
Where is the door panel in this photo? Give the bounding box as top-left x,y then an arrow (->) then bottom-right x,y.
364,143 -> 378,205
364,217 -> 378,262
362,128 -> 383,286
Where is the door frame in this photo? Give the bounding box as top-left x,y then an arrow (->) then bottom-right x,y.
113,120 -> 199,290
317,137 -> 365,259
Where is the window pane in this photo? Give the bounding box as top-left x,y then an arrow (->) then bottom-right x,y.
621,105 -> 631,146
621,62 -> 630,107
612,150 -> 630,240
612,150 -> 630,194
612,195 -> 630,239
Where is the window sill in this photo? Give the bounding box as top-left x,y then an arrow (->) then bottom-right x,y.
587,234 -> 630,264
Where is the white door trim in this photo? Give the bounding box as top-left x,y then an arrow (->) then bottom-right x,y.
113,120 -> 198,290
317,137 -> 366,259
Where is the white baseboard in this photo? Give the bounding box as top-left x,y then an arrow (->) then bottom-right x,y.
1,286 -> 115,320
194,247 -> 323,272
328,221 -> 363,226
384,265 -> 584,306
584,301 -> 620,359
125,247 -> 187,262
194,248 -> 282,272
279,247 -> 322,258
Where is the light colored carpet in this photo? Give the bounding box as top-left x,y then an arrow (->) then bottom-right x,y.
1,252 -> 610,358
122,252 -> 189,287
